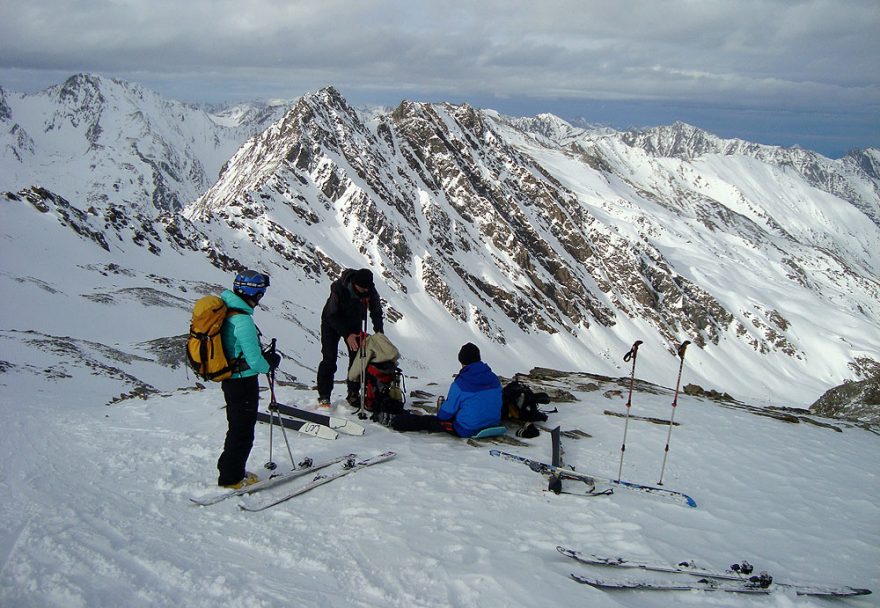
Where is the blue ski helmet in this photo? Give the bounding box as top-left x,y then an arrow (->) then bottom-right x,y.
233,269 -> 270,298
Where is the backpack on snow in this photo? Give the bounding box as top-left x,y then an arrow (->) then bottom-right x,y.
348,334 -> 405,425
186,295 -> 241,382
363,361 -> 406,425
501,379 -> 551,422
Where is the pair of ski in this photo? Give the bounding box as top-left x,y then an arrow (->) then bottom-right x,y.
190,451 -> 396,510
489,448 -> 697,508
257,403 -> 366,440
558,546 -> 871,597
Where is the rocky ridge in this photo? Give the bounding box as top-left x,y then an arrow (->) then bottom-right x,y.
1,75 -> 879,410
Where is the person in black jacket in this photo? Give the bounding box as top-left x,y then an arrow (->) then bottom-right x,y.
316,268 -> 384,407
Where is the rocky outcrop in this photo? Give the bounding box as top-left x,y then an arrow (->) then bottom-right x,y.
810,374 -> 880,425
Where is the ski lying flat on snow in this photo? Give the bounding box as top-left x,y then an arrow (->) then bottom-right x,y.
256,411 -> 338,440
559,546 -> 754,581
489,449 -> 697,507
190,454 -> 356,506
569,574 -> 871,597
559,547 -> 871,597
239,451 -> 397,512
570,574 -> 773,594
270,403 -> 366,436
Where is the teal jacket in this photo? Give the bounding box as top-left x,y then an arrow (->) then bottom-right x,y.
220,290 -> 269,379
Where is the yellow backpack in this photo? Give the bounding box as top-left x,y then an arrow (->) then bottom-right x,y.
186,295 -> 239,381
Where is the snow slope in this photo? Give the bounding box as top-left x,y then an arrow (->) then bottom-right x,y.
0,208 -> 875,606
0,364 -> 877,608
0,203 -> 876,604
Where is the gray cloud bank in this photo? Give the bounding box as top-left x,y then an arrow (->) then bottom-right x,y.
1,0 -> 878,156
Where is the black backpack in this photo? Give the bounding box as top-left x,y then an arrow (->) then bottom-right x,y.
502,380 -> 551,422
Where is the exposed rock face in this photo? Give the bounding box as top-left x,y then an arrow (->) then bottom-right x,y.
810,375 -> 880,425
2,76 -> 879,406
186,89 -> 810,352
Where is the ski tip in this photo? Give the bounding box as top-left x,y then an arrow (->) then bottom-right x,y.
684,495 -> 698,508
810,588 -> 871,597
360,450 -> 397,463
557,546 -> 576,558
569,573 -> 613,589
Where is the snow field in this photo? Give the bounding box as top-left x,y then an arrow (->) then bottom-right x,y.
1,368 -> 877,608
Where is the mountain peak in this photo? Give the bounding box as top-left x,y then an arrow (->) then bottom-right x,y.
305,86 -> 351,112
621,121 -> 725,158
0,87 -> 10,121
504,112 -> 583,143
59,72 -> 105,91
846,148 -> 880,180
50,73 -> 109,116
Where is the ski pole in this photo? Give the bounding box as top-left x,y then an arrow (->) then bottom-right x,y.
264,339 -> 278,470
616,340 -> 643,482
267,339 -> 278,403
357,298 -> 368,416
658,340 -> 690,485
264,339 -> 294,470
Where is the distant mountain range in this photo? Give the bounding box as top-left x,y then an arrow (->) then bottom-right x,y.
1,73 -> 878,418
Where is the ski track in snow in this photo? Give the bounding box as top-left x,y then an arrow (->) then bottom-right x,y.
0,377 -> 878,608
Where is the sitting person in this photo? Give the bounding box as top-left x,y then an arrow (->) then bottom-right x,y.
392,342 -> 502,437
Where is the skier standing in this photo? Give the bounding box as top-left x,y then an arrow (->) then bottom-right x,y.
316,268 -> 384,408
216,270 -> 280,488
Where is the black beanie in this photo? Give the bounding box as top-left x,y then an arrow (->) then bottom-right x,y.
352,268 -> 374,289
458,342 -> 481,366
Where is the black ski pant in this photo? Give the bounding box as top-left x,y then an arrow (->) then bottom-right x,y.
316,323 -> 360,399
217,374 -> 260,486
391,411 -> 456,435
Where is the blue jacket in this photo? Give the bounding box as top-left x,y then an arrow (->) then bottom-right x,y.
437,361 -> 502,437
220,290 -> 269,379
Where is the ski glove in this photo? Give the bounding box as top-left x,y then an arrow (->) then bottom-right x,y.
264,351 -> 282,371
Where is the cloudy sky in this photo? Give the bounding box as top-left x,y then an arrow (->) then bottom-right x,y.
1,0 -> 878,157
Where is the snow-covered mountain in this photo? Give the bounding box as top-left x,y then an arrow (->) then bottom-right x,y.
619,121 -> 880,227
1,73 -> 878,608
0,74 -> 290,214
1,75 -> 879,414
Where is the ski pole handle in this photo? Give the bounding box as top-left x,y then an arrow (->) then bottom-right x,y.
265,338 -> 278,400
677,340 -> 691,360
623,340 -> 643,363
